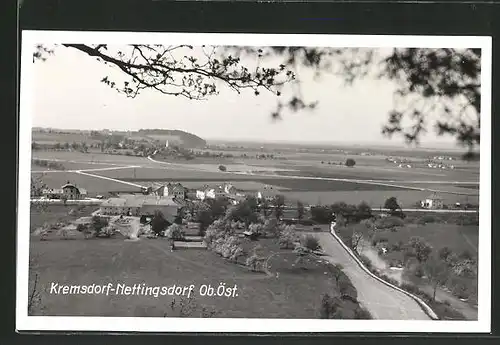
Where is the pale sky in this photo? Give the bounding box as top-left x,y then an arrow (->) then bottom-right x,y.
31,45 -> 457,147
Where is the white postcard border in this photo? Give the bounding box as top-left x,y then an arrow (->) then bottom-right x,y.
17,31 -> 492,333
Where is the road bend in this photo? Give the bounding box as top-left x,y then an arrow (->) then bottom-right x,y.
314,232 -> 431,320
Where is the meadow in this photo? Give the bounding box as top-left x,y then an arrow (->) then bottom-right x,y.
31,171 -> 142,195
29,237 -> 342,318
31,147 -> 480,210
30,204 -> 97,232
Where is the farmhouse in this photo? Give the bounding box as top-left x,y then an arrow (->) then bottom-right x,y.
166,183 -> 187,199
99,194 -> 181,221
152,183 -> 187,200
420,193 -> 444,209
196,185 -> 227,200
223,183 -> 237,195
256,190 -> 276,202
41,181 -> 88,200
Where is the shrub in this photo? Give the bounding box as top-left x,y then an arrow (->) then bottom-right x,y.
245,254 -> 262,272
390,241 -> 404,252
359,255 -> 373,271
400,282 -> 422,296
76,223 -> 87,232
300,234 -> 321,251
354,307 -> 372,319
345,158 -> 356,167
379,274 -> 400,287
384,197 -> 400,212
416,214 -> 441,225
91,216 -> 109,236
165,224 -> 185,240
375,216 -> 405,229
278,225 -> 297,249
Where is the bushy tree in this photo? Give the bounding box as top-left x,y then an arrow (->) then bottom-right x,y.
296,201 -> 305,220
91,215 -> 109,236
320,293 -> 344,319
278,224 -> 297,249
384,197 -> 401,212
355,201 -> 372,221
300,234 -> 321,251
310,205 -> 334,224
345,158 -> 356,167
351,232 -> 363,252
262,218 -> 279,238
423,254 -> 451,301
151,210 -> 170,236
165,223 -> 185,240
246,254 -> 261,272
404,236 -> 433,264
272,194 -> 286,220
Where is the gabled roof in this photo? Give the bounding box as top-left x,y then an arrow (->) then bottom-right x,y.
101,198 -> 127,207
61,183 -> 77,189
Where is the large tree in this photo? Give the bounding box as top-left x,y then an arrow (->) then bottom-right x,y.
33,45 -> 481,154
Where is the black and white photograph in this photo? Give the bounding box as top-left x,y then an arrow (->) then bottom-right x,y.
17,31 -> 491,333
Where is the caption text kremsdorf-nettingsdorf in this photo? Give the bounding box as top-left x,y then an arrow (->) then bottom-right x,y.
49,282 -> 239,298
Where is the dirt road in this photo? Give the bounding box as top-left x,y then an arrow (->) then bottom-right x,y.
314,232 -> 431,320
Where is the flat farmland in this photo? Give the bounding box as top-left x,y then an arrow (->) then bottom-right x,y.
32,161 -> 122,172
31,172 -> 142,194
29,238 -> 337,318
276,164 -> 479,183
170,180 -> 290,191
281,190 -> 479,208
33,151 -> 148,166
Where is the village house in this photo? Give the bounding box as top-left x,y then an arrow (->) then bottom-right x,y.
256,190 -> 276,203
165,182 -> 187,199
196,184 -> 226,200
99,194 -> 181,222
152,183 -> 186,200
41,181 -> 87,200
223,183 -> 237,195
420,192 -> 444,209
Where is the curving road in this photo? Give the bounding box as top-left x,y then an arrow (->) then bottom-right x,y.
313,232 -> 431,320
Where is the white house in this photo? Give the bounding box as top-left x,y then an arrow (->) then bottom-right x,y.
420,193 -> 444,209
196,190 -> 206,200
223,183 -> 237,195
165,183 -> 186,199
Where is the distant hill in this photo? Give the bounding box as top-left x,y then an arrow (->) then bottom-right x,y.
136,129 -> 206,148
31,128 -> 207,149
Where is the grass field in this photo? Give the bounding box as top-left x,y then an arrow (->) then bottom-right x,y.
30,204 -> 98,232
282,190 -> 479,208
32,161 -> 121,172
29,237 -> 339,318
342,223 -> 478,259
31,150 -> 479,209
31,172 -> 142,195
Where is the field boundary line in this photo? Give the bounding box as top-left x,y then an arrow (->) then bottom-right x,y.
76,171 -> 145,189
328,223 -> 439,320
